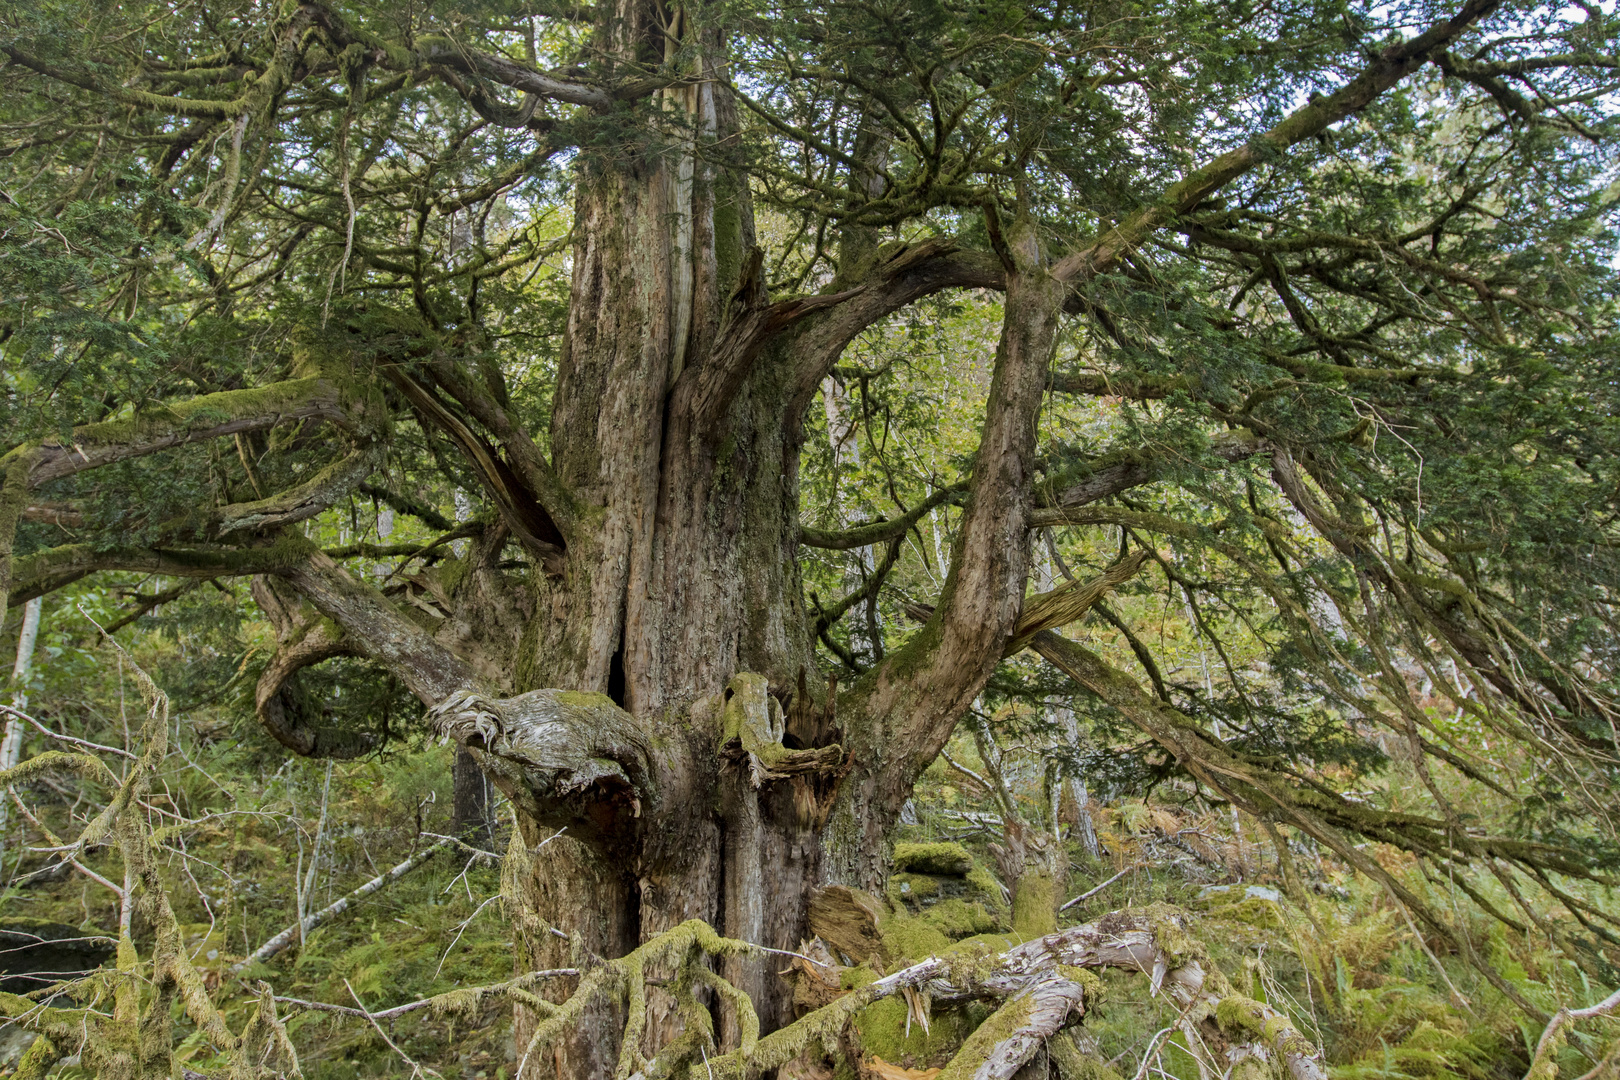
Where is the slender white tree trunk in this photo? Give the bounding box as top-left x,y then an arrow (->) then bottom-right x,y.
1033,550 -> 1100,859
0,597 -> 44,851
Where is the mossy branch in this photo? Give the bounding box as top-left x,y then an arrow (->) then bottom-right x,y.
0,631 -> 305,1078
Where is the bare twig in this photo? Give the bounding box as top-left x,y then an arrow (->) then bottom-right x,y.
274,967 -> 580,1021
232,837 -> 454,973
0,704 -> 137,760
1060,865 -> 1136,912
345,978 -> 445,1079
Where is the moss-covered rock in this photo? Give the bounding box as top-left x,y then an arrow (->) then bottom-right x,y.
890,872 -> 942,905
880,913 -> 953,964
879,899 -> 1002,964
894,842 -> 974,876
923,899 -> 999,939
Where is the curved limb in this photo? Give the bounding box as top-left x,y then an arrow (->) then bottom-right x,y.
249,576 -> 375,759
826,222 -> 1059,887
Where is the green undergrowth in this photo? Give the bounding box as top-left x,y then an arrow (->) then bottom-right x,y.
891,799 -> 1610,1079
2,598 -> 1617,1079
0,600 -> 519,1079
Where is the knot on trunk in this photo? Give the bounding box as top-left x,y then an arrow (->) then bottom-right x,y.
427,688 -> 508,748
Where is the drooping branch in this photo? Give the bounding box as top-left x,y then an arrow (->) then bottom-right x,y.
1031,431 -> 1268,524
1269,450 -> 1615,751
249,576 -> 374,760
1025,627 -> 1606,1017
277,546 -> 481,704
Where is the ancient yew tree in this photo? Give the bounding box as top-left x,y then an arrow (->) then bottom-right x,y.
3,0 -> 1620,1072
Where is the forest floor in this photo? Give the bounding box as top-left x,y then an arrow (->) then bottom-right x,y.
0,624 -> 1609,1079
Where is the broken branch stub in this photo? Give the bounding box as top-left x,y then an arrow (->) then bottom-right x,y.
425,688 -> 654,835
719,672 -> 847,788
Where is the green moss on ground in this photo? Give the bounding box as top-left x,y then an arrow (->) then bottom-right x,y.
879,899 -> 1001,963
853,998 -> 985,1070
1011,868 -> 1057,937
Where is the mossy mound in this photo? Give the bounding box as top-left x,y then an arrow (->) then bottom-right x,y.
894,841 -> 974,876
853,997 -> 993,1071
1195,886 -> 1286,933
879,899 -> 1000,963
887,843 -> 1007,927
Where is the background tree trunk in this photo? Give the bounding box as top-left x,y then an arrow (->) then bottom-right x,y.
451,747 -> 492,846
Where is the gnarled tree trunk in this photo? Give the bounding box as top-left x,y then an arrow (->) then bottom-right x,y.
0,0 -> 1512,1070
